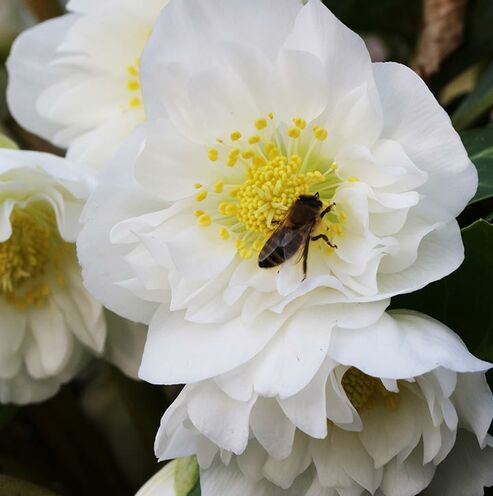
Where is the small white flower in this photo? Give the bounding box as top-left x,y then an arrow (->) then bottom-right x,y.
0,148 -> 106,404
6,0 -> 169,170
78,0 -> 476,367
154,311 -> 493,496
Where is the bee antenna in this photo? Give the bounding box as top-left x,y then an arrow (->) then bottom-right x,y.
315,192 -> 320,199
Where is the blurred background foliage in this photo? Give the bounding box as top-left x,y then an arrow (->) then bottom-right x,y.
0,0 -> 493,495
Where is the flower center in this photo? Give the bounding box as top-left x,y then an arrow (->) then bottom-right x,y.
194,115 -> 353,259
126,58 -> 143,109
341,367 -> 399,413
0,204 -> 69,309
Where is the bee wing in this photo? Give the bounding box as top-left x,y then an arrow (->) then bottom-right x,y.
258,223 -> 312,266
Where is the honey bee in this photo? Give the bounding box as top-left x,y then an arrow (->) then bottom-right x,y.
258,193 -> 337,280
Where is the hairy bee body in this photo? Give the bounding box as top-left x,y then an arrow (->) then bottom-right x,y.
258,193 -> 336,279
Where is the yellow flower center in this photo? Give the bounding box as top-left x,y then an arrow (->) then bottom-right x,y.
194,115 -> 351,259
127,58 -> 143,109
341,367 -> 399,413
0,204 -> 70,309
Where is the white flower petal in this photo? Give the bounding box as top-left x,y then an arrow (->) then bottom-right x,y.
78,128 -> 165,324
201,458 -> 313,496
328,311 -> 490,379
187,382 -> 255,455
262,431 -> 312,489
141,0 -> 301,122
25,302 -> 74,377
373,61 -> 477,218
250,398 -> 296,459
139,305 -> 284,385
453,372 -> 493,446
273,48 -> 329,123
7,16 -> 77,142
380,447 -> 435,496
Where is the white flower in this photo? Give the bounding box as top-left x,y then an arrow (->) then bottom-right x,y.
6,0 -> 169,170
135,460 -> 177,496
0,148 -> 106,404
78,0 -> 476,374
154,311 -> 493,496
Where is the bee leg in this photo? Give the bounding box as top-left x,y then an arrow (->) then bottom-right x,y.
320,202 -> 336,219
311,233 -> 337,249
302,237 -> 310,281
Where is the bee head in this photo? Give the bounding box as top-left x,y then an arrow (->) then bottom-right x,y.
298,193 -> 323,209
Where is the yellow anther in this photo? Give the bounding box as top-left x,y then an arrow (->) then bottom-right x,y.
242,150 -> 254,160
235,239 -> 245,250
239,248 -> 253,259
291,155 -> 302,167
129,97 -> 142,108
225,204 -> 237,215
287,127 -> 301,139
314,127 -> 328,141
0,205 -> 70,309
194,210 -> 204,217
329,161 -> 337,171
196,190 -> 208,202
194,183 -> 203,189
127,80 -> 140,91
293,117 -> 306,129
198,214 -> 212,227
208,148 -> 219,162
219,227 -> 230,240
268,112 -> 274,120
255,118 -> 268,130
229,188 -> 240,198
218,202 -> 229,214
248,135 -> 261,144
348,176 -> 359,183
230,131 -> 242,141
342,367 -> 399,413
264,142 -> 277,155
253,156 -> 267,167
128,66 -> 139,77
214,181 -> 224,193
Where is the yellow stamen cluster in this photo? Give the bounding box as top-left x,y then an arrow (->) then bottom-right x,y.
0,205 -> 69,309
235,154 -> 309,234
195,115 -> 348,259
127,58 -> 142,108
341,367 -> 399,413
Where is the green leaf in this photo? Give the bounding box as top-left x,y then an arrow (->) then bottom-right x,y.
0,133 -> 18,150
174,456 -> 199,496
461,129 -> 493,204
391,220 -> 493,360
452,61 -> 493,130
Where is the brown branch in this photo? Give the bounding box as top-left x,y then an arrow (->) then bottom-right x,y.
413,0 -> 468,79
